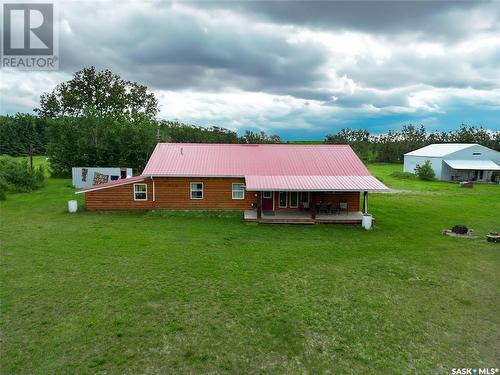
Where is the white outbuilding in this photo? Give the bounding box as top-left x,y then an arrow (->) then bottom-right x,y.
403,143 -> 500,182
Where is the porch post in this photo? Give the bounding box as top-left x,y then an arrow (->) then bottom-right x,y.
257,191 -> 262,219
363,191 -> 368,214
310,192 -> 316,219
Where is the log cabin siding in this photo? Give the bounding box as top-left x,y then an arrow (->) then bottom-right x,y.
85,177 -> 256,211
85,177 -> 361,212
153,177 -> 255,210
85,179 -> 155,210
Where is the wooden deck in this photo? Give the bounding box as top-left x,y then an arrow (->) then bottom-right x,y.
244,210 -> 364,224
316,211 -> 364,223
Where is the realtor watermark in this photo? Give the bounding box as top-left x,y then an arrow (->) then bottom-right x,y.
1,2 -> 58,70
451,368 -> 499,375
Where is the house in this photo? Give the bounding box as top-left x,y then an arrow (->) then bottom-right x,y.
76,143 -> 388,223
404,143 -> 500,182
72,167 -> 133,188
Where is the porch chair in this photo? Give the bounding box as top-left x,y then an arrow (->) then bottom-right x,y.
330,202 -> 340,215
339,201 -> 348,215
326,202 -> 333,215
318,201 -> 328,215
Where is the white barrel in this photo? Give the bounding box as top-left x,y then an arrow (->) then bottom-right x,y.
362,214 -> 373,230
68,200 -> 78,213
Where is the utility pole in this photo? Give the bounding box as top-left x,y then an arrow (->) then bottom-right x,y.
29,119 -> 34,171
29,143 -> 33,171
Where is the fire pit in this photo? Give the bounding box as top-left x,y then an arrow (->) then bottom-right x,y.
452,225 -> 468,235
442,225 -> 478,238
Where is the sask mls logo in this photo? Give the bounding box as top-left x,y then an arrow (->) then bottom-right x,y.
1,3 -> 58,70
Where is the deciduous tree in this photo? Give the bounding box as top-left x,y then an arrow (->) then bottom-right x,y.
36,67 -> 159,122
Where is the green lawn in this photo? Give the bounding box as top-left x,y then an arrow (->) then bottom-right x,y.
1,164 -> 499,374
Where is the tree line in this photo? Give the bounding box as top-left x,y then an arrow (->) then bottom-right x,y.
0,115 -> 284,176
3,114 -> 497,176
324,125 -> 500,162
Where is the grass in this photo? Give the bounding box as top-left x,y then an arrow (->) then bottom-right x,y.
1,163 -> 499,374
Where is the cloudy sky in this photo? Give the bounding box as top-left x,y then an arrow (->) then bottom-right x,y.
1,0 -> 500,139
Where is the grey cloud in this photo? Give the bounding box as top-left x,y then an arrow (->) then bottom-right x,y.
335,48 -> 500,91
58,3 -> 329,94
55,1 -> 500,99
191,0 -> 499,41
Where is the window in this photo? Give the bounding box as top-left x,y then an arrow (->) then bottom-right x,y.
279,191 -> 287,208
190,182 -> 203,199
232,183 -> 245,200
263,191 -> 272,198
472,152 -> 481,156
301,192 -> 310,204
134,184 -> 147,201
289,192 -> 298,208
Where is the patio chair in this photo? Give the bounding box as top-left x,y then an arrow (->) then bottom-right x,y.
339,201 -> 348,215
318,201 -> 328,214
326,202 -> 333,215
330,202 -> 340,215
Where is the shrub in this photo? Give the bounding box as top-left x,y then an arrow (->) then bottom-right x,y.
390,171 -> 416,179
417,160 -> 435,181
0,177 -> 8,200
0,156 -> 45,198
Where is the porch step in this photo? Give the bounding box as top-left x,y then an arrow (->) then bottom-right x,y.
259,218 -> 315,225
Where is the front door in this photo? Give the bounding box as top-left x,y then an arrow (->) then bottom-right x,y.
262,191 -> 273,211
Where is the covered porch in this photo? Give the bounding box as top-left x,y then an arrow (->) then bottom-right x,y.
244,190 -> 370,224
243,174 -> 388,225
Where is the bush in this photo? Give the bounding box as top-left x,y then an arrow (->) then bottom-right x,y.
416,160 -> 435,181
0,156 -> 45,198
390,171 -> 416,179
0,177 -> 8,200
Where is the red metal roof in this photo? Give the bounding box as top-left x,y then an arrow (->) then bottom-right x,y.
142,143 -> 388,191
245,175 -> 388,192
144,143 -> 370,176
75,175 -> 146,194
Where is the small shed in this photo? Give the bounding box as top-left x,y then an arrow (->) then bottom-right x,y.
72,167 -> 133,188
404,144 -> 500,182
